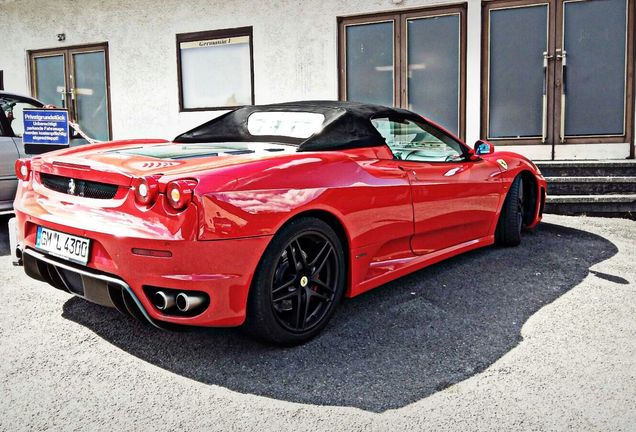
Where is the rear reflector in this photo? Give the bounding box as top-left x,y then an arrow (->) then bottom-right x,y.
131,248 -> 173,258
15,159 -> 31,181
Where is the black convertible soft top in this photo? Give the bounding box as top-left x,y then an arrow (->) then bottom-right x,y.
174,100 -> 421,152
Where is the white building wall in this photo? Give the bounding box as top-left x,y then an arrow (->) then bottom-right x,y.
0,0 -> 483,140
1,0 -> 633,159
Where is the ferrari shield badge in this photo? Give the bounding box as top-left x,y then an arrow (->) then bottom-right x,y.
497,159 -> 508,170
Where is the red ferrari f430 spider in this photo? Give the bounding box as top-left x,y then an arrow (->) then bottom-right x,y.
13,101 -> 546,344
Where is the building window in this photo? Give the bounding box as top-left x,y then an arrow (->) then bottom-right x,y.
177,27 -> 254,111
338,5 -> 467,138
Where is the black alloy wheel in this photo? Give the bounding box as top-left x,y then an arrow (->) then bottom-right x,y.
271,231 -> 338,332
244,217 -> 346,345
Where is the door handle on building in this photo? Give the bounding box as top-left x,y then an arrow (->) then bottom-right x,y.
556,50 -> 567,143
56,86 -> 70,108
541,51 -> 553,143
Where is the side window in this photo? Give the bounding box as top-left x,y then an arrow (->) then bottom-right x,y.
0,99 -> 12,136
7,102 -> 38,137
0,98 -> 38,137
371,117 -> 466,162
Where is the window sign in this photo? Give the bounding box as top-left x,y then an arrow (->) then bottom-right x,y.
178,28 -> 254,110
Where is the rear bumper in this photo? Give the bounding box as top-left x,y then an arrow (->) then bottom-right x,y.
23,248 -> 164,328
16,210 -> 272,327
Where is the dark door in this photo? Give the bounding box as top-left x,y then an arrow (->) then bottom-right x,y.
371,117 -> 502,255
554,0 -> 632,145
339,4 -> 467,138
482,0 -> 634,157
29,44 -> 112,142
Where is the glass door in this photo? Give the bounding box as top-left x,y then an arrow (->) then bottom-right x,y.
343,18 -> 397,107
30,44 -> 111,142
32,52 -> 67,108
555,0 -> 631,144
403,10 -> 464,135
70,49 -> 110,141
484,2 -> 551,143
482,0 -> 634,156
339,5 -> 467,138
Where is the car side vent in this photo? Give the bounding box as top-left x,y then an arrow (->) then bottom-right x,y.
40,173 -> 119,199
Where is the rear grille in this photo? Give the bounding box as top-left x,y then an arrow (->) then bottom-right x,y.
40,173 -> 118,199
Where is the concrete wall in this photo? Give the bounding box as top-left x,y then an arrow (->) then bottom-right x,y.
0,0 -> 633,159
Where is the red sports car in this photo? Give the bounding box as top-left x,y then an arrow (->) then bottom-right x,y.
13,101 -> 546,344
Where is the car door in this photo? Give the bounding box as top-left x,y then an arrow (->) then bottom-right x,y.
371,116 -> 503,255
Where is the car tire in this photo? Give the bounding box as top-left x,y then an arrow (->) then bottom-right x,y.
243,217 -> 346,345
495,176 -> 524,247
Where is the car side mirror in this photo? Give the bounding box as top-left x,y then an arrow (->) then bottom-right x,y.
474,139 -> 495,156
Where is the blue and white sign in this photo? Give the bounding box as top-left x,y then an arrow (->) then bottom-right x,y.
22,109 -> 70,146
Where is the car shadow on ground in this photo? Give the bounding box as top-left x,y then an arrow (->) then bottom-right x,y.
55,223 -> 617,412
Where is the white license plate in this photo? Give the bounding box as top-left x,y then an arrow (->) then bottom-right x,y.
35,226 -> 91,265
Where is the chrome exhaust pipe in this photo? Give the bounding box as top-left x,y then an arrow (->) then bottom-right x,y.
175,292 -> 206,312
154,291 -> 176,311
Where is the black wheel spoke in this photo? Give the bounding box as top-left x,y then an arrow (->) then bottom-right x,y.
311,277 -> 335,293
295,290 -> 308,329
311,291 -> 331,302
310,241 -> 332,275
272,278 -> 295,294
305,302 -> 322,323
293,239 -> 309,269
287,244 -> 301,271
272,289 -> 297,303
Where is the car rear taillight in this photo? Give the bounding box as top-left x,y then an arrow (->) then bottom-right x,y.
133,176 -> 159,206
165,179 -> 197,211
15,159 -> 31,181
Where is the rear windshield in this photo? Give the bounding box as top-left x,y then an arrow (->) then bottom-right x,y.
108,142 -> 296,159
246,111 -> 325,139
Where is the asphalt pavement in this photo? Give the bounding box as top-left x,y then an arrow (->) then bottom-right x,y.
0,214 -> 634,431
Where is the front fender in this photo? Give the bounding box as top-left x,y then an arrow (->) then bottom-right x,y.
484,152 -> 547,228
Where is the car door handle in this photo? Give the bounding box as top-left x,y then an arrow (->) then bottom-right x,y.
397,165 -> 419,181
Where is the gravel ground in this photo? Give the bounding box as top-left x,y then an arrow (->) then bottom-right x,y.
0,214 -> 634,431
